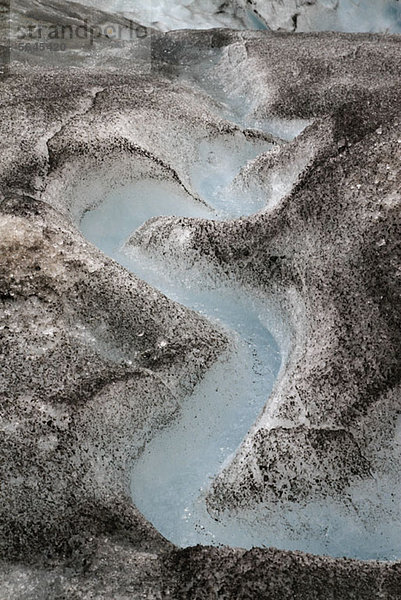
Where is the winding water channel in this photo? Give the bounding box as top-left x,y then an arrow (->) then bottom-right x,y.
79,123 -> 292,547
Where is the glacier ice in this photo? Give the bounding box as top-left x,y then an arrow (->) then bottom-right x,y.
74,30 -> 401,560
74,0 -> 266,31
78,123 -> 294,549
75,0 -> 401,33
79,114 -> 401,559
2,1 -> 401,594
80,179 -> 213,256
81,181 -> 288,549
80,167 -> 401,558
249,0 -> 401,33
189,134 -> 276,218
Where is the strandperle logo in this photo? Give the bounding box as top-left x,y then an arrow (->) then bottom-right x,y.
16,19 -> 148,45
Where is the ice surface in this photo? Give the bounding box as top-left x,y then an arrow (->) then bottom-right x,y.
190,134 -> 275,218
75,0 -> 401,33
170,48 -> 312,141
303,0 -> 401,34
80,179 -> 213,255
75,0 -> 267,31
80,172 -> 288,548
241,0 -> 401,32
257,118 -> 312,143
76,102 -> 313,552
80,157 -> 401,559
78,69 -> 401,558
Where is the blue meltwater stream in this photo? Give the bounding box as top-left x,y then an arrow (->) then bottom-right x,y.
79,123 -> 291,548
73,0 -> 401,561
79,114 -> 401,559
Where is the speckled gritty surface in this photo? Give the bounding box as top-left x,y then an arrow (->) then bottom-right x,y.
1,0 -> 401,597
